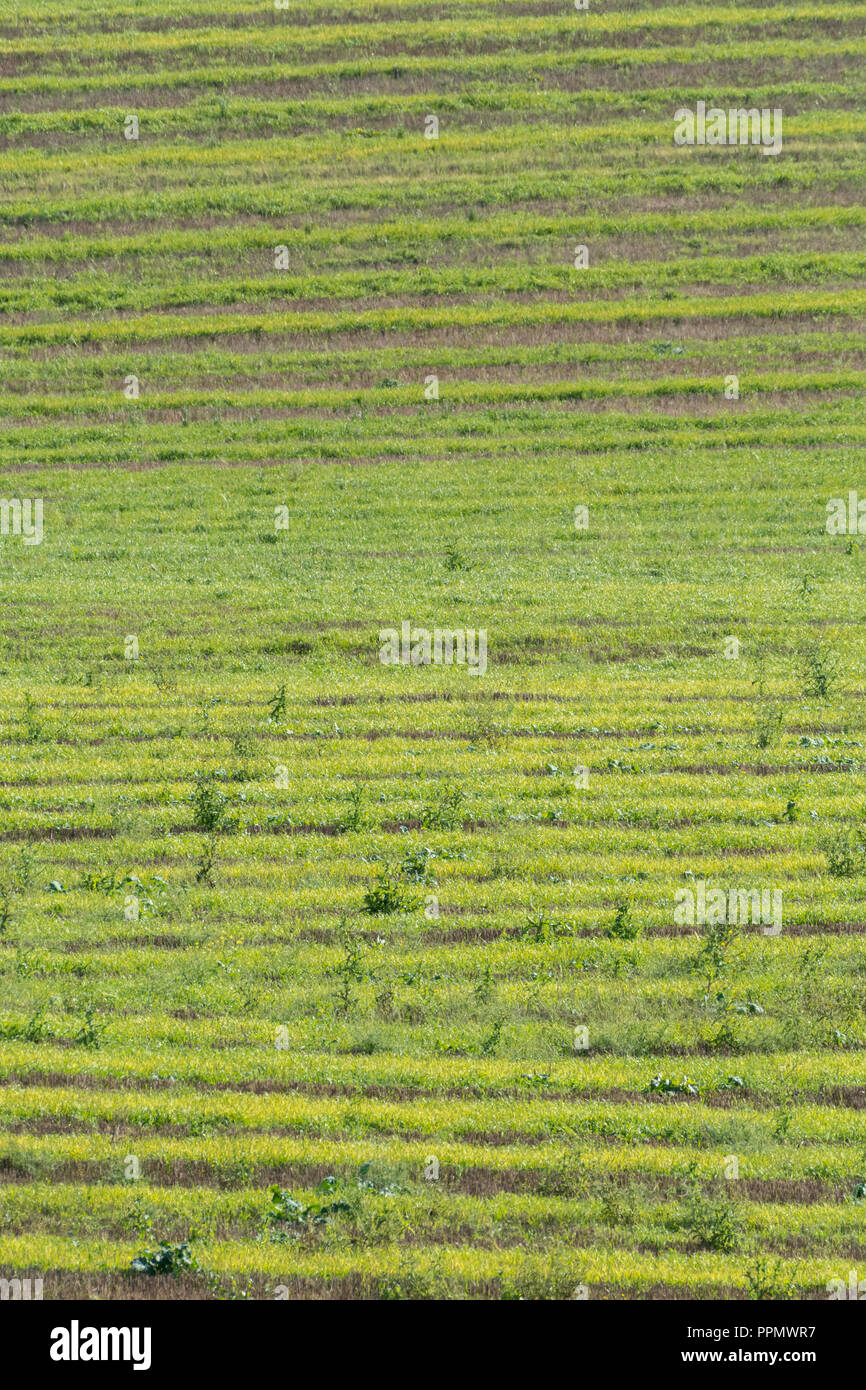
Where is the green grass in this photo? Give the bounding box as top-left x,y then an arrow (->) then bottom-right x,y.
0,0 -> 863,1302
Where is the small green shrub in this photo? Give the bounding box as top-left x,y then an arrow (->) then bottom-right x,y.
73,1005 -> 108,1049
340,783 -> 364,832
362,870 -> 419,915
826,827 -> 861,878
605,899 -> 640,940
682,1192 -> 741,1253
190,774 -> 230,832
802,641 -> 837,699
131,1240 -> 194,1277
400,845 -> 437,884
744,1254 -> 795,1300
754,702 -> 783,749
647,1075 -> 700,1097
266,684 -> 287,722
521,908 -> 563,942
195,834 -> 219,886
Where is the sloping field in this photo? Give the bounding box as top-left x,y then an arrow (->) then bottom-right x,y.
0,0 -> 864,1301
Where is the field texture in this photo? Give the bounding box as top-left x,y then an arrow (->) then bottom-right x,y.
0,0 -> 865,1301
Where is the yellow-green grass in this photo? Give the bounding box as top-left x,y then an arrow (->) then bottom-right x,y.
0,0 -> 864,1300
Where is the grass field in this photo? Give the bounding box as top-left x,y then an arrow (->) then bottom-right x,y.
0,0 -> 864,1302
